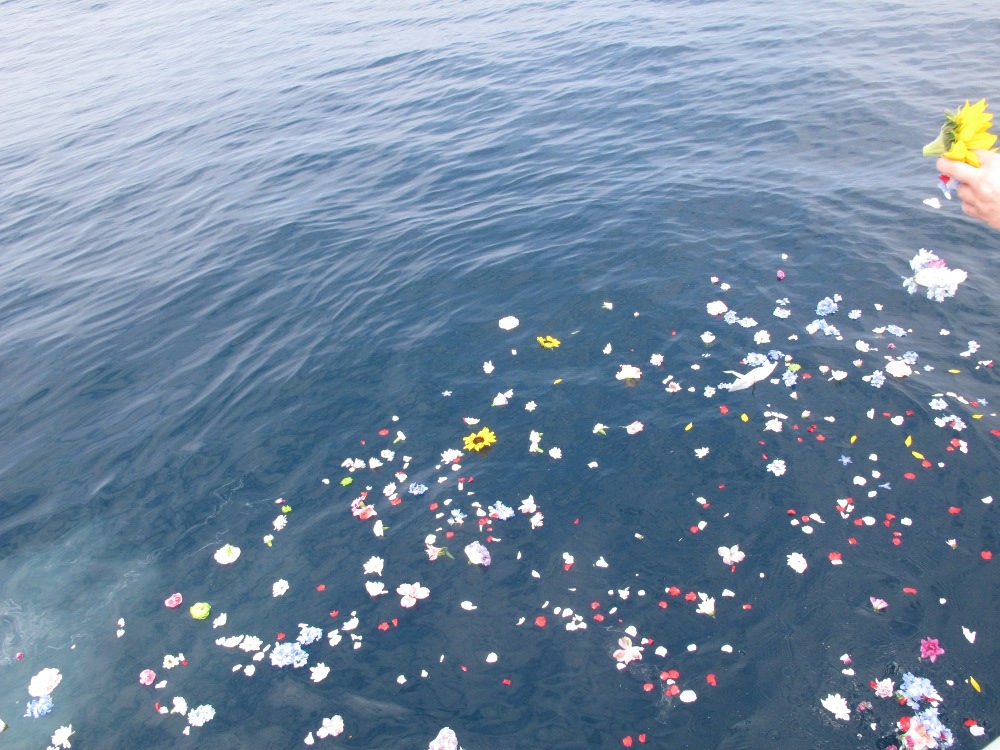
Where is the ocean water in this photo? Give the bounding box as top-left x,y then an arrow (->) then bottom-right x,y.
2,0 -> 1000,747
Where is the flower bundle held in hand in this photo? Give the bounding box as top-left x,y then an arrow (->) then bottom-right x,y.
923,99 -> 997,167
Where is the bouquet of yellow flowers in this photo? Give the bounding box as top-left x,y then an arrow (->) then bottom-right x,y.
922,98 -> 997,167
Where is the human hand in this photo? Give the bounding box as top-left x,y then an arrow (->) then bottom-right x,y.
936,150 -> 1000,231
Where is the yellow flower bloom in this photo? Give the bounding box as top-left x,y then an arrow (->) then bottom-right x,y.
463,427 -> 497,453
537,335 -> 561,349
924,99 -> 998,167
945,99 -> 997,166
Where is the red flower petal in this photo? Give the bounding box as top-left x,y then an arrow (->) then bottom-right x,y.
535,616 -> 547,627
982,550 -> 993,560
164,593 -> 183,608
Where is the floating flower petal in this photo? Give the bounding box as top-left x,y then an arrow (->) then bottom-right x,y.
464,541 -> 491,566
213,544 -> 241,565
50,724 -> 74,749
786,552 -> 807,574
28,668 -> 62,698
397,582 -> 430,608
821,693 -> 850,721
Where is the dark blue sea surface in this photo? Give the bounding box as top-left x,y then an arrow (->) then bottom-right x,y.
3,0 -> 1000,747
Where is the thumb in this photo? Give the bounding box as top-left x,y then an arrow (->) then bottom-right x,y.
936,156 -> 978,182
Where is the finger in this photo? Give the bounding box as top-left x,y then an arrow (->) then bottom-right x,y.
955,183 -> 975,203
962,201 -> 981,220
936,156 -> 979,183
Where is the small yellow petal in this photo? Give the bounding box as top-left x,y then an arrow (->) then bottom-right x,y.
912,451 -> 925,460
740,414 -> 749,423
684,422 -> 693,431
850,435 -> 857,444
971,676 -> 981,693
904,435 -> 912,447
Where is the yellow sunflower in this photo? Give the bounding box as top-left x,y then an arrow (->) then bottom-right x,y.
923,99 -> 998,167
537,335 -> 561,349
463,427 -> 497,453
